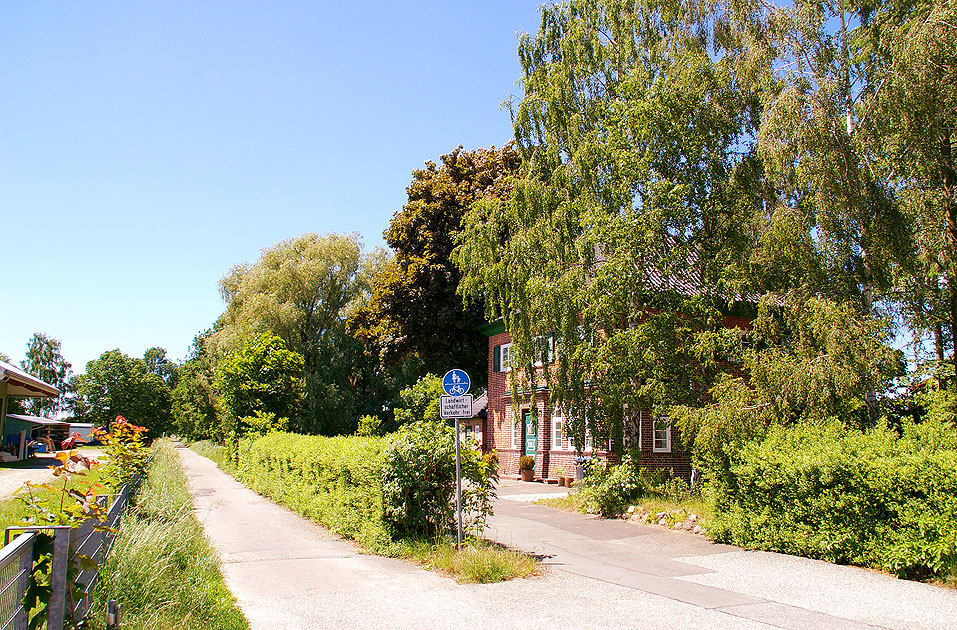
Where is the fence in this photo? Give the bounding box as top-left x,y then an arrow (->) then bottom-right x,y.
0,469 -> 145,630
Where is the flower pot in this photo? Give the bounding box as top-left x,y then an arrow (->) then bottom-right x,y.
564,477 -> 574,488
520,468 -> 534,481
557,475 -> 567,486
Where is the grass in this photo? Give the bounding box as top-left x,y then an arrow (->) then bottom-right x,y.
87,440 -> 248,630
392,537 -> 539,583
0,462 -> 110,531
188,440 -> 226,466
536,490 -> 714,531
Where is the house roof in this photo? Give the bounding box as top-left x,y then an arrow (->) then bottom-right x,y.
0,360 -> 61,398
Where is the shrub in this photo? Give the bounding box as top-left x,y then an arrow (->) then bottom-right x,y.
518,455 -> 534,471
382,421 -> 498,538
711,418 -> 957,580
578,454 -> 690,518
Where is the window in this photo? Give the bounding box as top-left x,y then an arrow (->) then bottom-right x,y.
511,417 -> 520,449
653,416 -> 671,453
551,413 -> 563,449
499,343 -> 512,372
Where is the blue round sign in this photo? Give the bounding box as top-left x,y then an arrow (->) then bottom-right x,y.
442,369 -> 470,396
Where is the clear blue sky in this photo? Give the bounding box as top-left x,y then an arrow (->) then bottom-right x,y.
1,1 -> 544,374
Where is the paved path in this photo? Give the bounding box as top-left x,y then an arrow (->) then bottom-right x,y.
491,479 -> 957,630
179,446 -> 957,630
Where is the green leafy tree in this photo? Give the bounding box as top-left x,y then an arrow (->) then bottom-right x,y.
214,333 -> 304,438
392,374 -> 444,427
143,346 -> 179,386
349,145 -> 521,386
73,350 -> 172,438
19,333 -> 72,417
456,0 -> 759,444
866,0 -> 957,378
215,232 -> 385,434
171,330 -> 219,440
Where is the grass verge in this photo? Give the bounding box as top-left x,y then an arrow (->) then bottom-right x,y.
87,440 -> 248,630
392,537 -> 539,583
0,461 -> 109,531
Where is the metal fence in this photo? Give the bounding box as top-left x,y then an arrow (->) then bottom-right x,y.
0,471 -> 144,630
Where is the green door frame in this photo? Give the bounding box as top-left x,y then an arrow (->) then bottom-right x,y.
523,409 -> 537,460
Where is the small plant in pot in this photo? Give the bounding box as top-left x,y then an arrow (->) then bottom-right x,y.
519,455 -> 535,481
555,466 -> 568,486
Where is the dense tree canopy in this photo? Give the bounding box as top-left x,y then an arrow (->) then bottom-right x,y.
214,232 -> 388,434
456,0 -> 946,459
349,145 -> 522,387
457,0 -> 761,445
73,349 -> 172,437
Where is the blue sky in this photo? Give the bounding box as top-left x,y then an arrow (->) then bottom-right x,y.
1,1 -> 544,374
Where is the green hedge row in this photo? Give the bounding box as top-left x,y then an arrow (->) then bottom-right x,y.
235,432 -> 392,549
233,422 -> 497,550
711,419 -> 957,580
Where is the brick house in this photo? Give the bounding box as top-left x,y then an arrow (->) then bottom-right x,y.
476,312 -> 751,482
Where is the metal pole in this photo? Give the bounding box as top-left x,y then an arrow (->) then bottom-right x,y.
454,417 -> 463,549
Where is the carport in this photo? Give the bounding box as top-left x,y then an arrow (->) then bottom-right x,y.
0,359 -> 61,460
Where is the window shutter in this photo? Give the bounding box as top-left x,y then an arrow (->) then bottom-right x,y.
547,333 -> 555,362
493,345 -> 500,372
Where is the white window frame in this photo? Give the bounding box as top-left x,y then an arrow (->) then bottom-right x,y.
511,416 -> 520,449
653,416 -> 672,453
551,412 -> 564,450
500,343 -> 512,372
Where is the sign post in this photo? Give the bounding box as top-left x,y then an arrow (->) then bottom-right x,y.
440,369 -> 471,549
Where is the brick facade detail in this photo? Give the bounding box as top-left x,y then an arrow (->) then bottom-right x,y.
482,330 -> 692,482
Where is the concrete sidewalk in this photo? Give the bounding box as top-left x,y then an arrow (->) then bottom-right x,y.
489,479 -> 957,630
179,446 -> 956,629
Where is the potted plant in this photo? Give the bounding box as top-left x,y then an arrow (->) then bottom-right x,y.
555,466 -> 568,486
519,455 -> 535,481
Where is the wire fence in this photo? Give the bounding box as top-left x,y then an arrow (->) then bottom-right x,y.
0,467 -> 146,630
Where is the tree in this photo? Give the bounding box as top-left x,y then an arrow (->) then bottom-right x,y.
73,350 -> 172,437
349,145 -> 522,386
392,374 -> 444,427
20,333 -> 72,417
214,333 -> 304,438
867,0 -> 957,379
171,330 -> 219,440
214,232 -> 384,434
456,0 -> 759,445
143,347 -> 179,386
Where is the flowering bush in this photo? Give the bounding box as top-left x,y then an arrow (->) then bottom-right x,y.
92,415 -> 150,490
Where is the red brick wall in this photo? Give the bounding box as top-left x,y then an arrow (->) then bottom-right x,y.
484,331 -> 690,481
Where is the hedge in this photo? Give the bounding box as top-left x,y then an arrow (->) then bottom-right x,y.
235,432 -> 391,549
233,422 -> 497,550
711,418 -> 957,580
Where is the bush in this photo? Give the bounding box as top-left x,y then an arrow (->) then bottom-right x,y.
578,454 -> 690,518
711,418 -> 957,580
382,421 -> 498,538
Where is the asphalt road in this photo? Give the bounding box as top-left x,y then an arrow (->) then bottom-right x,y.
179,446 -> 957,630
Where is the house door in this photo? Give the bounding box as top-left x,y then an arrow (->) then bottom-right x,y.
523,410 -> 537,460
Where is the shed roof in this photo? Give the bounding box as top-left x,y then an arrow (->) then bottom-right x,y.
5,414 -> 70,427
0,360 -> 61,398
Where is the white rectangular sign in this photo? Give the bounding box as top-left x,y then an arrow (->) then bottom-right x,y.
440,394 -> 473,419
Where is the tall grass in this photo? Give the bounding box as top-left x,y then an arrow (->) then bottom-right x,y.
396,537 -> 539,583
88,440 -> 248,630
